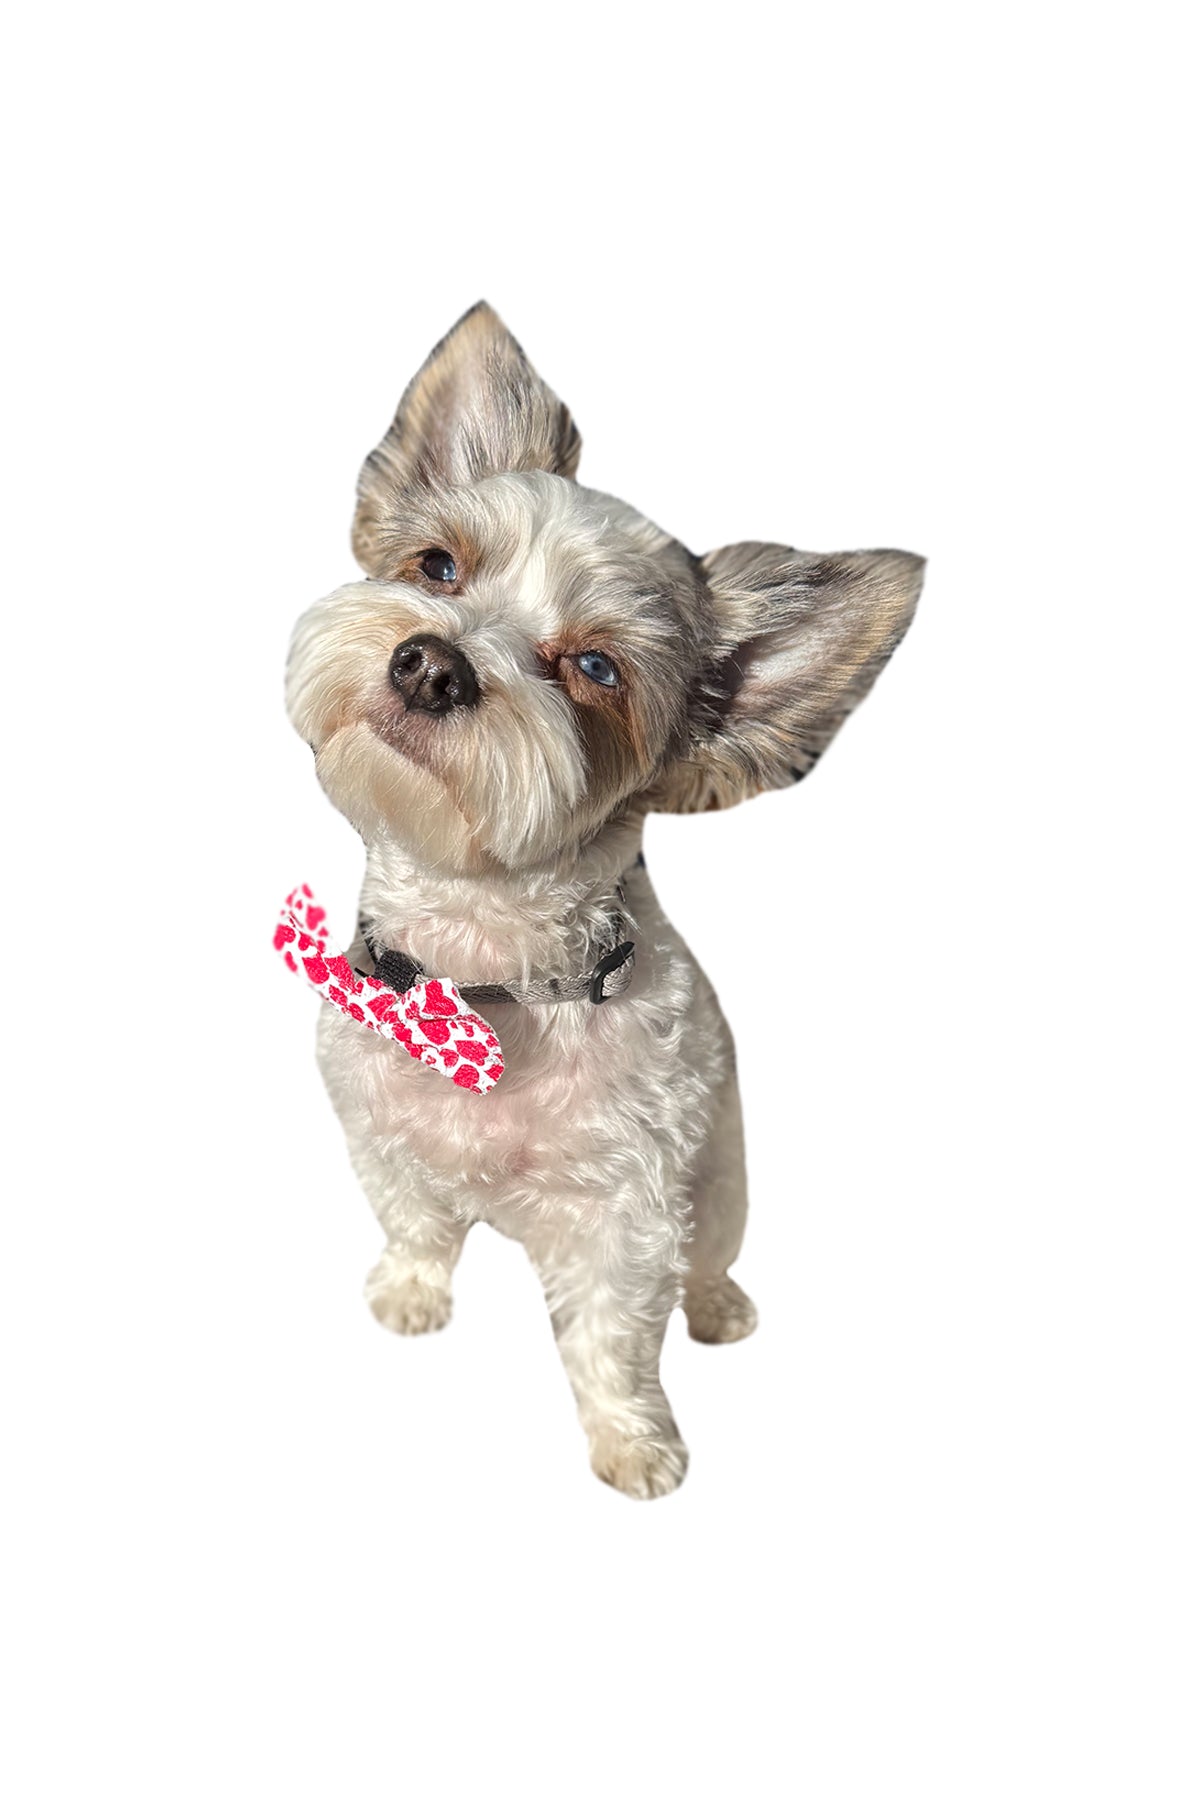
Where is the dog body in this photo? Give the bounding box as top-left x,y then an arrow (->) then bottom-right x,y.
286,305 -> 923,1497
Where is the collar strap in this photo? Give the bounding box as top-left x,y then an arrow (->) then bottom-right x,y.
356,915 -> 637,1009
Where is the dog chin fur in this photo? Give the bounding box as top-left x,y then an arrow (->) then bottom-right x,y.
285,301 -> 923,1497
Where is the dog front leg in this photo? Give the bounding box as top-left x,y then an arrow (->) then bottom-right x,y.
350,1143 -> 468,1335
682,1067 -> 758,1344
533,1211 -> 688,1500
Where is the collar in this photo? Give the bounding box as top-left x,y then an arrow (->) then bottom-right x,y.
357,870 -> 638,1007
275,862 -> 641,1099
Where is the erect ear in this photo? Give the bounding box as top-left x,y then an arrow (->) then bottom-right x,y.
352,301 -> 582,573
650,544 -> 924,813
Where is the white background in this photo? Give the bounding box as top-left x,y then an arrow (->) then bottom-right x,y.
2,4 -> 1195,1796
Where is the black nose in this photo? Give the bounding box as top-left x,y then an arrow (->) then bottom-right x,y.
388,634 -> 479,715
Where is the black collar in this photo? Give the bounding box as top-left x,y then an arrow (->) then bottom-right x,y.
355,856 -> 643,1008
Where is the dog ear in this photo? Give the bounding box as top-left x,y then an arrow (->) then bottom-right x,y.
352,302 -> 582,572
650,544 -> 924,812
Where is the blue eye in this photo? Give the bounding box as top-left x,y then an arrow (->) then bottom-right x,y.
575,650 -> 618,687
420,549 -> 457,583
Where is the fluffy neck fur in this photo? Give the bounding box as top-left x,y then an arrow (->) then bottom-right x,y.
358,809 -> 647,987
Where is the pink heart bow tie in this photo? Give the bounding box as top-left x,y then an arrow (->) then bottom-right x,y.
274,885 -> 504,1096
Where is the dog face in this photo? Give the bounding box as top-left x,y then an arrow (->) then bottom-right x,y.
287,303 -> 923,872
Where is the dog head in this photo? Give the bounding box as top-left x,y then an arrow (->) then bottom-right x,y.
286,303 -> 923,872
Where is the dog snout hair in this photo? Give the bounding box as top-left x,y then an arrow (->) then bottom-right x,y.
389,634 -> 480,715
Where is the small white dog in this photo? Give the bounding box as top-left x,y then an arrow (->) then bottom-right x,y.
285,303 -> 923,1497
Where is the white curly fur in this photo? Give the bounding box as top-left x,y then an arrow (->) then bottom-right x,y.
285,304 -> 920,1497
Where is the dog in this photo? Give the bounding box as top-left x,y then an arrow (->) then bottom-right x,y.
285,302 -> 923,1497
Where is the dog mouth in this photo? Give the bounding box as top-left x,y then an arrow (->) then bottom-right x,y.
367,703 -> 441,771
366,680 -> 485,777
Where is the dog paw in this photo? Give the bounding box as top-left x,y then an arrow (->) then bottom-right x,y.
684,1275 -> 758,1344
590,1429 -> 689,1500
364,1256 -> 452,1335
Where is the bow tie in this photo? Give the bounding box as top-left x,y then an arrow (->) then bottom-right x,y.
274,885 -> 504,1096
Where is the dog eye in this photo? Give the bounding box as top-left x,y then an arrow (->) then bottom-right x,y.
574,651 -> 619,688
420,549 -> 457,584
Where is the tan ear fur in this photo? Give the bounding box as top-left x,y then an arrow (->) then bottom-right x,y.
352,302 -> 581,574
651,545 -> 924,812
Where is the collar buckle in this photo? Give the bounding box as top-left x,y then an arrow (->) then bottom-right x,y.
590,940 -> 635,1004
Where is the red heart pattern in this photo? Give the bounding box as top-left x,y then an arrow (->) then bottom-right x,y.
274,885 -> 503,1096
